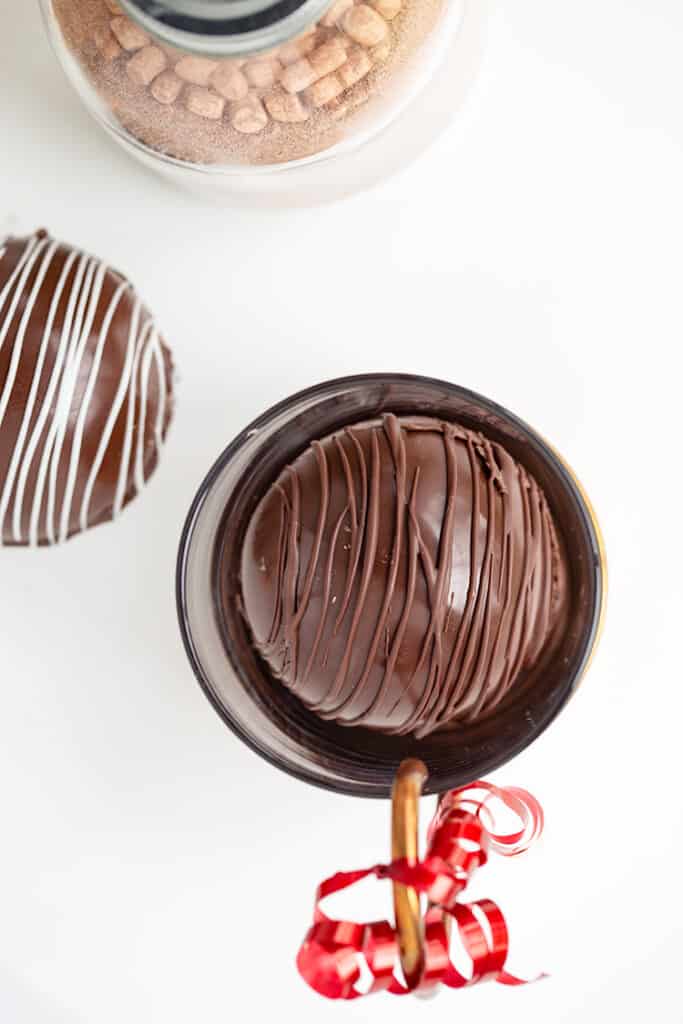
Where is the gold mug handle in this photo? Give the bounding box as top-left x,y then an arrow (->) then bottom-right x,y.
391,758 -> 428,989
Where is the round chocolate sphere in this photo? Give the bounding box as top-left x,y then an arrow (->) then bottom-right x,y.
0,230 -> 174,546
240,414 -> 569,738
177,375 -> 603,797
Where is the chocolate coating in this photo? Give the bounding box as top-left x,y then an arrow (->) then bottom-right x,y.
240,414 -> 569,738
0,230 -> 173,546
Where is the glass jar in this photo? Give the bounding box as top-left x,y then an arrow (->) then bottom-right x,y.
40,0 -> 488,203
176,374 -> 606,798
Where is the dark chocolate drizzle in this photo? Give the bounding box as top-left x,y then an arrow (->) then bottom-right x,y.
240,414 -> 567,738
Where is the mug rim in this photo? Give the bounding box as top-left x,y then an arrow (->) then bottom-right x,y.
176,373 -> 606,797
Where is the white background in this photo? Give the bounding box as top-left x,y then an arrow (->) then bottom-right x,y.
2,1 -> 682,1022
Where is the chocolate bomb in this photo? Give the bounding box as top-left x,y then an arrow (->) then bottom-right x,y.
240,414 -> 569,738
0,230 -> 173,546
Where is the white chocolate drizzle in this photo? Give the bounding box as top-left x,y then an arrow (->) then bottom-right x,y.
0,232 -> 169,545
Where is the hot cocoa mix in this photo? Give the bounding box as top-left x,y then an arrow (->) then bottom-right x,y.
52,0 -> 447,165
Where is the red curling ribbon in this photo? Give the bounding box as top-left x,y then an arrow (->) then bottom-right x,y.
297,781 -> 545,1000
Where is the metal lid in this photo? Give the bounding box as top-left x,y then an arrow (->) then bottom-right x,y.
119,0 -> 331,55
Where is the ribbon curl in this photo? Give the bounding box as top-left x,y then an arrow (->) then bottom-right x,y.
297,781 -> 545,1000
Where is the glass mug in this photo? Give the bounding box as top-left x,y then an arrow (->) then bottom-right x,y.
40,0 -> 489,204
176,374 -> 605,798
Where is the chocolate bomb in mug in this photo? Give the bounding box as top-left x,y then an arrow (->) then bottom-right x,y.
176,374 -> 604,796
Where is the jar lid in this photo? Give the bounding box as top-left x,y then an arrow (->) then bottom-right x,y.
119,0 -> 332,55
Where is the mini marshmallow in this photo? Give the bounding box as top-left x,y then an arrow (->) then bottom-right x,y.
185,86 -> 225,119
280,58 -> 317,94
110,16 -> 149,51
278,32 -> 318,65
230,96 -> 268,134
338,48 -> 372,87
175,56 -> 219,86
94,25 -> 121,61
305,72 -> 344,106
370,0 -> 402,20
342,4 -> 388,46
370,40 -> 391,62
211,64 -> 249,101
309,38 -> 347,77
264,92 -> 309,123
244,59 -> 282,90
150,70 -> 183,105
321,0 -> 355,27
126,45 -> 167,86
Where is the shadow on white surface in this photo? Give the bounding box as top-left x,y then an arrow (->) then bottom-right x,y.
0,968 -> 83,1024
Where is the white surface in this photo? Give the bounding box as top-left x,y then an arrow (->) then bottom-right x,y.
1,2 -> 682,1022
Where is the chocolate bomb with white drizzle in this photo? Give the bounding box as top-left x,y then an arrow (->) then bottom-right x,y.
240,414 -> 570,738
0,229 -> 174,546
